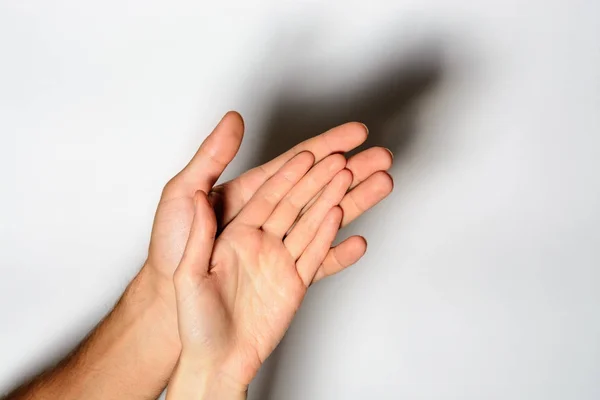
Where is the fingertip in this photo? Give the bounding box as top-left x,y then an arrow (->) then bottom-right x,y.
328,153 -> 347,171
223,110 -> 244,126
328,205 -> 344,223
334,167 -> 353,180
332,168 -> 354,191
313,235 -> 367,283
359,122 -> 369,136
384,147 -> 394,162
372,170 -> 394,196
347,121 -> 369,143
342,168 -> 354,185
370,146 -> 394,168
177,111 -> 244,195
219,110 -> 245,139
326,122 -> 368,147
295,150 -> 316,166
344,147 -> 393,191
293,151 -> 316,174
342,235 -> 367,264
192,191 -> 215,222
354,235 -> 368,255
179,191 -> 217,278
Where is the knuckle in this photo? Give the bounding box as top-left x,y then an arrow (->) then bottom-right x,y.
285,193 -> 303,210
172,267 -> 189,288
328,153 -> 347,170
162,178 -> 178,194
162,175 -> 185,198
303,173 -> 319,190
347,191 -> 365,213
264,190 -> 283,205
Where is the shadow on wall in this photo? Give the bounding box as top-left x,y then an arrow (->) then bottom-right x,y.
248,38 -> 445,400
0,30 -> 446,400
253,47 -> 443,167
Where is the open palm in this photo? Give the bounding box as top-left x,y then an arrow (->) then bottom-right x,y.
172,151 -> 353,387
146,112 -> 393,293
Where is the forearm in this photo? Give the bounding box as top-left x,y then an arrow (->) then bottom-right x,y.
166,358 -> 247,400
6,265 -> 181,400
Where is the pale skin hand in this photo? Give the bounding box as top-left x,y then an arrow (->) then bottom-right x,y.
167,151 -> 357,399
151,112 -> 392,395
3,112 -> 392,400
147,111 -> 394,305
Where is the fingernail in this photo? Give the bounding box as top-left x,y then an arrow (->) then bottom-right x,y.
385,148 -> 394,161
360,123 -> 369,135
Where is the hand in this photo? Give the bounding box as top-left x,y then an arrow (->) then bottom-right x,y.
168,151 -> 356,399
145,112 -> 393,297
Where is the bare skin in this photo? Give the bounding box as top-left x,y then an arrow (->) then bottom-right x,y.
147,112 -> 393,296
167,152 -> 362,399
5,111 -> 392,400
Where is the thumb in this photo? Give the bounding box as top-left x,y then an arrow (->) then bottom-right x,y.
165,111 -> 244,199
174,191 -> 217,285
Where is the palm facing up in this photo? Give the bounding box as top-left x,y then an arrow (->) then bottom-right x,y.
172,151 -> 354,388
146,112 -> 393,294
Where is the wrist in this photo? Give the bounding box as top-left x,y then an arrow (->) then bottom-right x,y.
11,264 -> 185,399
167,358 -> 248,400
126,264 -> 181,356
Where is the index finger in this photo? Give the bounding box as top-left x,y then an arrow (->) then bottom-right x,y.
221,122 -> 368,222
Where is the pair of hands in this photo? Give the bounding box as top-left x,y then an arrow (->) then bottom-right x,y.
144,112 -> 393,397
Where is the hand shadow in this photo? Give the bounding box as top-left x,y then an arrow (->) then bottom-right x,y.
0,31 -> 445,400
250,44 -> 443,166
248,40 -> 445,400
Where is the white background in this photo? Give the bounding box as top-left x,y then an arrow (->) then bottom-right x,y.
1,1 -> 599,399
